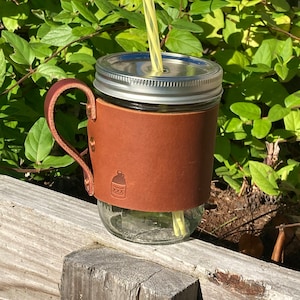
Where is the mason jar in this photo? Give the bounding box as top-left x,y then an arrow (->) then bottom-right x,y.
91,52 -> 223,244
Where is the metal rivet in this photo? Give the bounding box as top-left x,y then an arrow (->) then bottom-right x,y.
89,136 -> 96,152
86,104 -> 92,118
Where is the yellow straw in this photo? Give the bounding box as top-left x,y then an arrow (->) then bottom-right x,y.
142,0 -> 163,74
142,0 -> 187,237
172,211 -> 187,237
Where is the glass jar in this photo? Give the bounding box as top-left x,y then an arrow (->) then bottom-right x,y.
93,52 -> 223,244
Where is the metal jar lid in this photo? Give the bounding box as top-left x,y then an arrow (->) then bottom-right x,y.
94,52 -> 223,105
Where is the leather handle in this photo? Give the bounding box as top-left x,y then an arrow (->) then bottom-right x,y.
44,78 -> 96,196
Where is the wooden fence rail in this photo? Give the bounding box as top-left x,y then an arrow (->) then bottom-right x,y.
0,175 -> 299,299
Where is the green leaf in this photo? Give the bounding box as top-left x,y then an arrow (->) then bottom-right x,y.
2,18 -> 18,32
231,143 -> 249,166
252,41 -> 272,67
52,10 -> 74,23
251,119 -> 272,139
25,117 -> 54,163
2,30 -> 35,65
279,38 -> 293,63
275,62 -> 289,80
0,49 -> 6,88
214,49 -> 249,73
215,166 -> 236,177
41,25 -> 76,46
156,10 -> 173,31
94,0 -> 116,13
67,53 -> 96,65
30,43 -> 52,59
66,52 -> 95,72
197,9 -> 224,45
117,8 -> 146,29
230,102 -> 261,120
260,78 -> 289,106
270,129 -> 295,140
241,0 -> 262,7
284,110 -> 300,136
214,136 -> 231,162
60,0 -> 74,12
72,0 -> 98,23
33,64 -> 67,83
277,163 -> 298,181
223,16 -> 242,48
190,0 -> 227,15
119,0 -> 143,11
115,28 -> 147,52
0,149 -> 19,167
224,118 -> 247,140
223,175 -> 242,193
267,104 -> 290,122
3,99 -> 39,122
38,155 -> 74,169
100,13 -> 122,26
157,0 -> 187,10
0,2 -> 29,31
245,64 -> 272,73
165,29 -> 202,56
78,119 -> 87,130
224,117 -> 243,132
284,91 -> 300,108
272,0 -> 290,12
249,161 -> 280,195
160,6 -> 180,20
171,19 -> 203,33
72,26 -> 96,37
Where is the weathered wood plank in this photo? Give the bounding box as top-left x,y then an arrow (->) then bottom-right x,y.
61,246 -> 200,300
0,175 -> 299,300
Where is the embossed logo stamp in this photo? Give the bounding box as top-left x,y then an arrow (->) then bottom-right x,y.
111,171 -> 126,199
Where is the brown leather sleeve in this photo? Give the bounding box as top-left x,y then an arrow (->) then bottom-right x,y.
88,99 -> 219,212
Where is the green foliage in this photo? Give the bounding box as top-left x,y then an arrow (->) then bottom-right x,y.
0,0 -> 299,201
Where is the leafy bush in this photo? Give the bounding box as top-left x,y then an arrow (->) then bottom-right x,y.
0,0 -> 299,200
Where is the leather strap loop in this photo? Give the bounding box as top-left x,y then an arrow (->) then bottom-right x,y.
44,78 -> 95,196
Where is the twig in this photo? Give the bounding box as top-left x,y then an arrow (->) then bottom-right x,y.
197,226 -> 219,238
0,166 -> 48,173
271,226 -> 286,263
271,223 -> 298,263
238,178 -> 248,197
260,18 -> 300,42
275,223 -> 300,229
211,216 -> 238,234
269,24 -> 300,41
219,207 -> 279,239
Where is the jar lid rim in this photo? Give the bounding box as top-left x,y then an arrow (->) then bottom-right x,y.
93,52 -> 223,105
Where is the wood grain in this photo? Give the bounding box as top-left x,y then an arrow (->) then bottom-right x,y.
61,246 -> 200,299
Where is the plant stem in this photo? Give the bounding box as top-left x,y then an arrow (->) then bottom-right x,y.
275,223 -> 300,229
211,216 -> 238,235
271,227 -> 286,263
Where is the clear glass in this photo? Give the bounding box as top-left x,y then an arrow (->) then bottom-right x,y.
98,201 -> 204,244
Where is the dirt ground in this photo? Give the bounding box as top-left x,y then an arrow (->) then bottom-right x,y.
194,181 -> 300,271
46,175 -> 300,272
